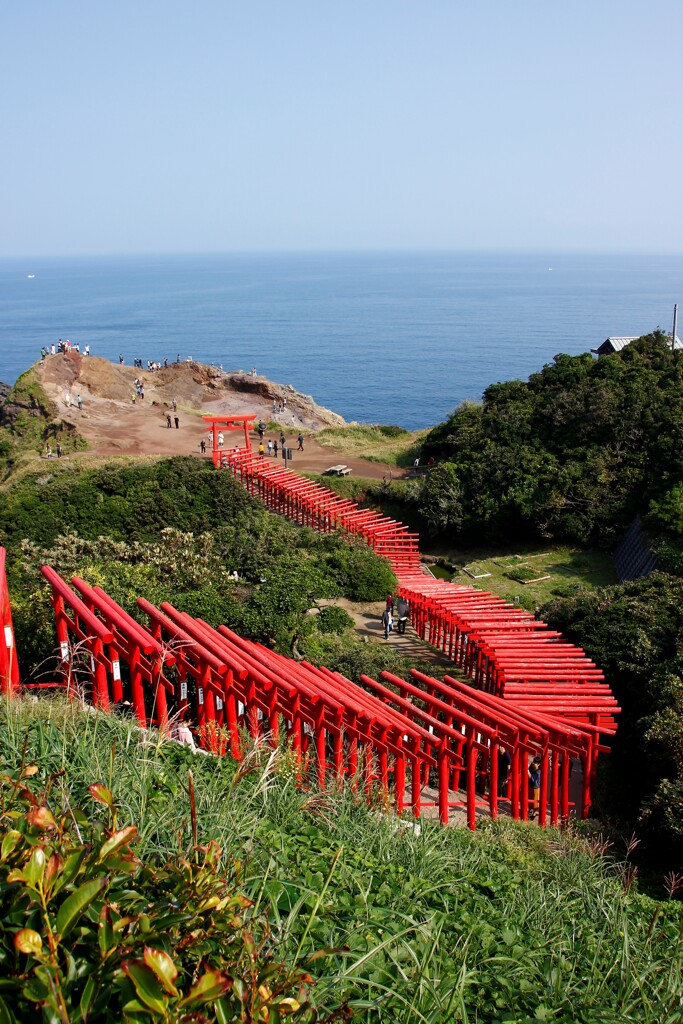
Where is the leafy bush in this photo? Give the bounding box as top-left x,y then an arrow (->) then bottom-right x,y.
418,462 -> 463,534
376,424 -> 408,438
0,768 -> 316,1023
313,605 -> 354,635
322,537 -> 396,602
649,483 -> 683,534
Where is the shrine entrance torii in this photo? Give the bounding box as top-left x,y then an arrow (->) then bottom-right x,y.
202,414 -> 257,467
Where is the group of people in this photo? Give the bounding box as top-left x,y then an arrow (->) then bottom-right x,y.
41,340 -> 90,358
63,392 -> 83,410
255,430 -> 306,457
44,442 -> 63,459
259,438 -> 280,457
495,748 -> 554,817
412,455 -> 436,471
380,594 -> 410,638
131,357 -> 167,371
132,378 -> 145,402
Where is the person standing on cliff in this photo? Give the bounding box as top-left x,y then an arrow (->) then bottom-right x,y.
76,394 -> 83,411
174,415 -> 179,429
297,433 -> 304,451
166,413 -> 172,428
172,398 -> 177,412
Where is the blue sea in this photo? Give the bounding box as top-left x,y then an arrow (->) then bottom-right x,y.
1,252 -> 681,430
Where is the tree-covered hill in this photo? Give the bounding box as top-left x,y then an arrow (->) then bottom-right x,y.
420,331 -> 683,544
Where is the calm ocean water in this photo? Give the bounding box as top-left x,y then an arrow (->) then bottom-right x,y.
1,252 -> 681,429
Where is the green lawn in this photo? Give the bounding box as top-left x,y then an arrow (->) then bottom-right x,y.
427,542 -> 617,611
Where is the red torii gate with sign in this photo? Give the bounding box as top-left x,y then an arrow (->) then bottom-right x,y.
202,414 -> 256,467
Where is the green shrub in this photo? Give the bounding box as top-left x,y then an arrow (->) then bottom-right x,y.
322,538 -> 396,602
376,424 -> 409,438
314,605 -> 354,634
0,768 -> 316,1023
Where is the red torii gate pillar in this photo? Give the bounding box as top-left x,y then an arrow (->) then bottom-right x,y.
0,547 -> 20,694
202,414 -> 257,468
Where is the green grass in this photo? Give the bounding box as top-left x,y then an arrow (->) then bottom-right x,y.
427,542 -> 617,611
316,424 -> 428,467
0,368 -> 89,481
1,695 -> 682,1023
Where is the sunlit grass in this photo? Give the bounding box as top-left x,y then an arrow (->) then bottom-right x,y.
427,541 -> 618,611
2,694 -> 682,1022
316,424 -> 428,467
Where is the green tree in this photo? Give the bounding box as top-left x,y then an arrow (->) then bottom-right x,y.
542,573 -> 683,867
419,462 -> 464,534
418,332 -> 683,543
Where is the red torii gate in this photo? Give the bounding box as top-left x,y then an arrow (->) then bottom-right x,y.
28,440 -> 619,828
36,565 -> 612,826
0,547 -> 20,694
219,446 -> 618,771
202,414 -> 257,468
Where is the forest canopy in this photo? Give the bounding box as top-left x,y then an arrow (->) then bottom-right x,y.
420,331 -> 683,544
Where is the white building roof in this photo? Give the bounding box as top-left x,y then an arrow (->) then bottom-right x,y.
593,335 -> 682,354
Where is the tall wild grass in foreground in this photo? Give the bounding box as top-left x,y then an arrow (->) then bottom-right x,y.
2,695 -> 683,1023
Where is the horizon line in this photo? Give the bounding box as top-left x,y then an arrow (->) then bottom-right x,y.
3,246 -> 683,261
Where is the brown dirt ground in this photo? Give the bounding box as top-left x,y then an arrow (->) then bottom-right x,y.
36,353 -> 405,481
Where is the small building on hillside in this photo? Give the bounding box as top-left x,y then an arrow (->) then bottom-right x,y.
592,335 -> 682,356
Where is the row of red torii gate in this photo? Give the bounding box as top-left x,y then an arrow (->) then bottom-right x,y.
0,419 -> 619,830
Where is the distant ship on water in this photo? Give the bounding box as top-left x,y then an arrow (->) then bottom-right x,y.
27,274 -> 35,279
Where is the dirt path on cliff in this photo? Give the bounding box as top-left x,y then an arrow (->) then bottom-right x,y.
36,354 -> 406,481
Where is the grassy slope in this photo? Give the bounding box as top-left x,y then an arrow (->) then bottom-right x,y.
316,424 -> 427,467
2,696 -> 681,1024
0,368 -> 88,482
428,542 -> 618,612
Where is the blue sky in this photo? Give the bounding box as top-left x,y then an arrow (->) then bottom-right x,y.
2,1 -> 682,255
